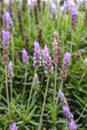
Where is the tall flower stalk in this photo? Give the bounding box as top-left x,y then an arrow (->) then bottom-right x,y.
58,90 -> 77,130
38,45 -> 53,130
26,41 -> 41,114
2,11 -> 14,64
22,48 -> 29,102
2,30 -> 10,113
55,52 -> 71,109
53,31 -> 62,104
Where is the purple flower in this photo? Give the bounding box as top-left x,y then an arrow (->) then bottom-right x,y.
10,122 -> 18,130
70,6 -> 77,28
58,90 -> 77,129
58,90 -> 67,105
62,52 -> 71,69
2,30 -> 10,46
61,52 -> 71,82
66,0 -> 73,11
8,61 -> 14,77
2,30 -> 10,65
42,44 -> 53,75
69,119 -> 77,130
50,2 -> 57,18
33,41 -> 41,67
34,73 -> 39,87
3,11 -> 13,30
22,48 -> 29,66
62,106 -> 73,121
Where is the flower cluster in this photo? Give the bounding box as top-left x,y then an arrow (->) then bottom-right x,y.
70,6 -> 77,30
10,122 -> 18,130
34,73 -> 39,87
22,48 -> 29,66
8,61 -> 14,78
2,29 -> 10,46
50,2 -> 57,18
61,52 -> 71,82
2,30 -> 10,65
3,11 -> 13,30
58,90 -> 77,130
33,41 -> 41,67
42,44 -> 53,75
53,31 -> 62,65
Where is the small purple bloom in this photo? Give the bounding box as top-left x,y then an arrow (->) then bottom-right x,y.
50,2 -> 57,18
2,30 -> 10,46
58,90 -> 77,130
2,30 -> 10,65
33,41 -> 41,67
34,73 -> 39,87
70,6 -> 77,28
58,90 -> 67,105
62,106 -> 73,121
42,44 -> 53,75
10,122 -> 18,130
69,119 -> 77,130
66,0 -> 72,11
8,61 -> 14,77
3,11 -> 13,30
62,52 -> 71,69
22,48 -> 29,66
61,52 -> 71,82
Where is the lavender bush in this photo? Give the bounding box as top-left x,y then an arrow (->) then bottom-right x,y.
0,0 -> 87,130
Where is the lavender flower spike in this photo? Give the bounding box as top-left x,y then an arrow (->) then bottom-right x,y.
8,61 -> 14,78
69,119 -> 77,130
42,44 -> 53,75
10,122 -> 18,130
33,41 -> 41,67
3,11 -> 13,30
50,2 -> 57,18
34,73 -> 39,87
62,106 -> 73,121
58,90 -> 68,105
70,6 -> 77,30
2,30 -> 10,65
58,90 -> 77,130
22,48 -> 29,66
2,30 -> 10,46
61,52 -> 71,82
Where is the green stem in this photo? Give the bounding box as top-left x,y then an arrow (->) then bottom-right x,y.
70,31 -> 73,54
26,68 -> 37,115
76,103 -> 87,122
22,67 -> 27,102
10,79 -> 13,101
53,65 -> 57,104
5,66 -> 10,113
38,76 -> 50,130
55,81 -> 63,110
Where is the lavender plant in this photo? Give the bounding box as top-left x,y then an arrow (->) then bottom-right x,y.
0,0 -> 87,129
